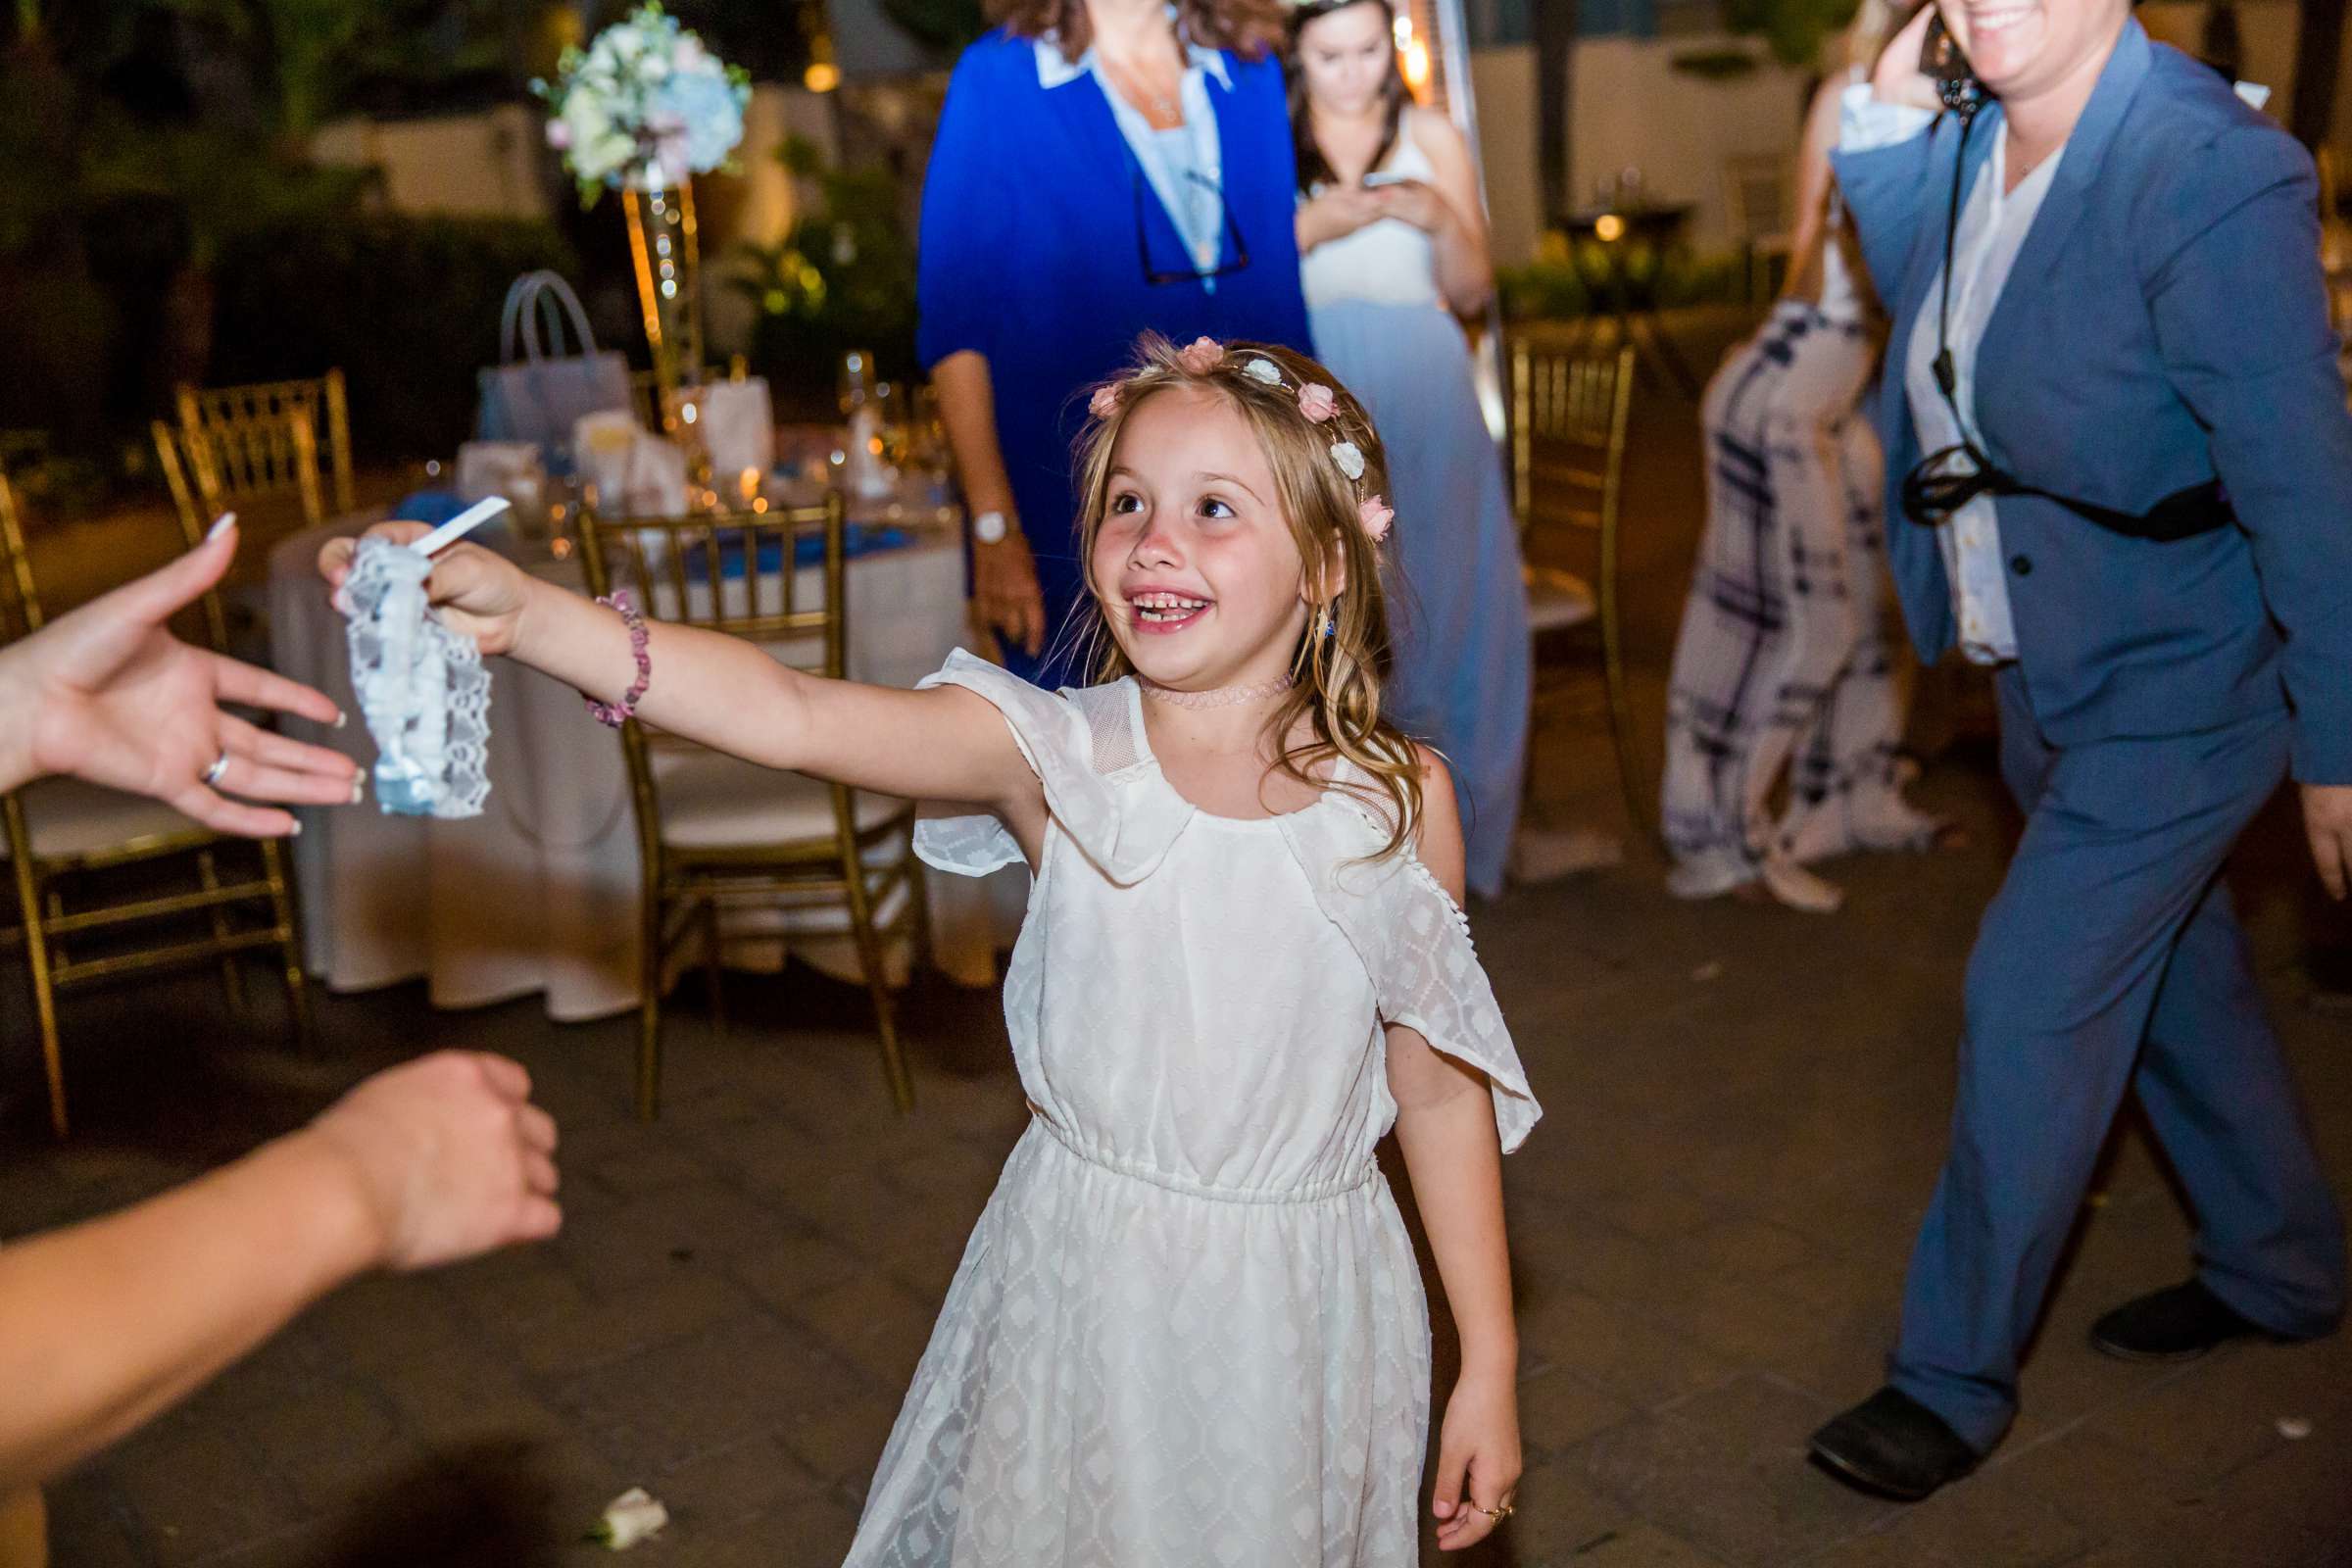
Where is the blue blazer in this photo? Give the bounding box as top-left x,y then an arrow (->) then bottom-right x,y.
916,30 -> 1315,586
1833,21 -> 2352,783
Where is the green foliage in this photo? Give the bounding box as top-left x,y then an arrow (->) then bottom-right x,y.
1500,243 -> 1749,319
879,0 -> 989,54
727,137 -> 920,401
210,213 -> 581,461
1720,0 -> 1859,68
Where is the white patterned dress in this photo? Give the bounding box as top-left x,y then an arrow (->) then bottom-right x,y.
842,652 -> 1539,1568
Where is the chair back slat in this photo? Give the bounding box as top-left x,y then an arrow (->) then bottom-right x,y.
0,472 -> 40,641
1509,338 -> 1636,559
174,369 -> 353,520
575,496 -> 848,667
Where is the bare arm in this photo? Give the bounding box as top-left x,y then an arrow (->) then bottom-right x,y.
1781,74 -> 1851,301
931,351 -> 1049,659
319,529 -> 1047,830
931,350 -> 1018,523
1386,754 -> 1519,1551
0,1053 -> 559,1491
1409,114 -> 1496,318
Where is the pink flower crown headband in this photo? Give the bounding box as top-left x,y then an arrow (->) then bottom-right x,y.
1089,338 -> 1395,543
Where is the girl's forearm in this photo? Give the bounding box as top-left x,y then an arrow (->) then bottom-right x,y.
0,1131 -> 378,1491
1394,1077 -> 1516,1377
509,575 -> 815,771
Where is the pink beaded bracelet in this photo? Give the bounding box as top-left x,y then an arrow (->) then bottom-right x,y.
587,591 -> 652,728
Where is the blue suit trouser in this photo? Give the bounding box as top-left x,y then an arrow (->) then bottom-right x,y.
1890,667 -> 2346,1450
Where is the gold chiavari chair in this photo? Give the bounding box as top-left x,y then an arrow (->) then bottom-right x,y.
1508,334 -> 1650,838
0,475 -> 312,1138
575,496 -> 926,1121
163,370 -> 351,548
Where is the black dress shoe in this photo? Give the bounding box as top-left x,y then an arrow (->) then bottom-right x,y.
2090,1279 -> 2272,1362
1808,1387 -> 1980,1501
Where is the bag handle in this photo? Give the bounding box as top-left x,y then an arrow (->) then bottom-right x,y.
499,270 -> 601,365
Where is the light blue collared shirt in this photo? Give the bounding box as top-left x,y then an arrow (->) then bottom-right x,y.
1840,85 -> 2053,665
1036,33 -> 1231,290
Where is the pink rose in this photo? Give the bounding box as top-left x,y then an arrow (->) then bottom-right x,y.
1175,337 -> 1224,375
1089,383 -> 1122,419
1298,383 -> 1338,423
1357,496 -> 1395,542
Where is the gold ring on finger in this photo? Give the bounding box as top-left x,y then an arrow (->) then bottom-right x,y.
1478,1501 -> 1514,1522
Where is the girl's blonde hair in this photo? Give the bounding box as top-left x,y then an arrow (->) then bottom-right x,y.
1069,333 -> 1425,860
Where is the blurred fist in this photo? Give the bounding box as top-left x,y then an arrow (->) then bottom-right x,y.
306,1052 -> 562,1272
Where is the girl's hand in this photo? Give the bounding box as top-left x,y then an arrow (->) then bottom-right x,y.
1431,1368 -> 1521,1552
1,517 -> 359,835
1370,177 -> 1451,235
1873,1 -> 1949,114
318,522 -> 536,659
1297,184 -> 1386,251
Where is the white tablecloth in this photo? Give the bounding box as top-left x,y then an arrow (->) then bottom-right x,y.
267,511 -> 1023,1020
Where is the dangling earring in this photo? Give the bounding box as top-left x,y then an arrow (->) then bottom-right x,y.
1317,604 -> 1334,641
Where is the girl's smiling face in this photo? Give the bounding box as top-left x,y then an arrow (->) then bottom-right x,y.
1090,384 -> 1326,690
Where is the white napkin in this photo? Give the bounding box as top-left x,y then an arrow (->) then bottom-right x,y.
696,377 -> 776,484
572,411 -> 688,518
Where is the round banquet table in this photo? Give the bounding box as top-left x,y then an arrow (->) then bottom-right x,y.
265,503 -> 1024,1021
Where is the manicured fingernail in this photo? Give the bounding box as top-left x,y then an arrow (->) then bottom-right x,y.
287,819 -> 303,837
349,775 -> 365,805
332,709 -> 348,730
207,512 -> 236,541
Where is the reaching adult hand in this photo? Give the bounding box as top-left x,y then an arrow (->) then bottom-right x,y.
2303,784 -> 2352,901
974,528 -> 1049,662
303,1052 -> 562,1273
0,516 -> 359,834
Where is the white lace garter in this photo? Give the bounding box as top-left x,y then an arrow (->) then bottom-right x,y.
342,536 -> 491,818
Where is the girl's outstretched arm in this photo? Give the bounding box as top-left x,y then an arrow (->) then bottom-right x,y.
320,525 -> 1043,826
1386,754 -> 1521,1553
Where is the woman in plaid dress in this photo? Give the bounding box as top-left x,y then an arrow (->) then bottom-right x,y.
1659,0 -> 1946,912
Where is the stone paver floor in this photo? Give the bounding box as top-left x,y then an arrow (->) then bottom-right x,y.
6,313 -> 2349,1566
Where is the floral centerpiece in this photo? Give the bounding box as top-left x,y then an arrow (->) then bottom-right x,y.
537,3 -> 751,202
535,4 -> 751,413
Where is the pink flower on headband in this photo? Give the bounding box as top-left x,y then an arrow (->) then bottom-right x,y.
1089,383 -> 1122,419
1298,383 -> 1337,422
1175,337 -> 1224,375
1357,496 -> 1394,541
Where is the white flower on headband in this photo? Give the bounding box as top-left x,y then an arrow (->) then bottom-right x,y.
1357,496 -> 1394,541
1242,358 -> 1284,386
1330,441 -> 1366,480
1177,338 -> 1224,374
1089,383 -> 1121,418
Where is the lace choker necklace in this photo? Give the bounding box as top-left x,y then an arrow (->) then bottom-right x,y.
1138,673 -> 1296,710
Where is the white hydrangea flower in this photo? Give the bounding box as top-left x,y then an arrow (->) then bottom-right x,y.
1242,358 -> 1284,386
1330,441 -> 1366,480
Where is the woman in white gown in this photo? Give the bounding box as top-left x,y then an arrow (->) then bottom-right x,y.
1289,0 -> 1542,900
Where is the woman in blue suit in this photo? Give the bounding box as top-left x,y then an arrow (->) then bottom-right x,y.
918,0 -> 1314,686
1807,0 -> 2352,1501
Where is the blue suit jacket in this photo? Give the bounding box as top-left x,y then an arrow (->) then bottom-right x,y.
915,30 -> 1314,585
1832,21 -> 2352,782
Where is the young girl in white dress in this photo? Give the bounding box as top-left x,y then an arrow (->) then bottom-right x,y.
322,333 -> 1538,1564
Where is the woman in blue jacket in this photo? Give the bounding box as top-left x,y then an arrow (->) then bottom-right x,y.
918,0 -> 1314,685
